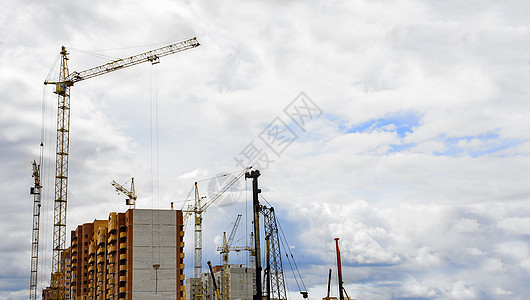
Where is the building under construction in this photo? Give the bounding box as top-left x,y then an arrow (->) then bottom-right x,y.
43,209 -> 185,300
186,264 -> 256,300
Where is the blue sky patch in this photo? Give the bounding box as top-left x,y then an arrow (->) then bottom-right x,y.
347,111 -> 423,138
433,132 -> 525,157
389,143 -> 416,153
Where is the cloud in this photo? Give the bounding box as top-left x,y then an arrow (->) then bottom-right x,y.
2,0 -> 530,299
497,217 -> 530,235
401,277 -> 438,298
448,281 -> 476,299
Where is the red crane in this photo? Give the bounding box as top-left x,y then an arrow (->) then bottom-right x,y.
335,238 -> 344,300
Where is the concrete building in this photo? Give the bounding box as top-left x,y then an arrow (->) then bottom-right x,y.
48,209 -> 185,300
187,264 -> 255,300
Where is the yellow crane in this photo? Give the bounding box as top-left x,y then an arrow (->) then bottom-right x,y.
183,166 -> 252,300
29,160 -> 42,300
43,37 -> 200,299
216,214 -> 256,300
111,178 -> 137,208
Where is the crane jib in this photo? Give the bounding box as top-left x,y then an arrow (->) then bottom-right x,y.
67,37 -> 199,84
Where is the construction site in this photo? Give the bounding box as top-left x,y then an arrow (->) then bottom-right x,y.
27,38 -> 353,300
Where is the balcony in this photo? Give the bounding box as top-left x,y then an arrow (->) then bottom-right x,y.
97,235 -> 105,246
88,265 -> 95,272
97,256 -> 105,265
119,254 -> 126,261
119,243 -> 127,250
109,216 -> 117,232
89,245 -> 96,255
119,275 -> 126,282
107,246 -> 116,254
119,232 -> 127,239
97,248 -> 105,256
107,267 -> 115,274
119,287 -> 126,293
88,257 -> 95,265
119,265 -> 126,272
108,234 -> 117,243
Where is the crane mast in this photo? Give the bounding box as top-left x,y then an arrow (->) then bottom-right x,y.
48,45 -> 71,298
43,37 -> 200,299
29,160 -> 42,300
184,167 -> 251,300
220,214 -> 242,300
335,238 -> 344,300
261,206 -> 287,300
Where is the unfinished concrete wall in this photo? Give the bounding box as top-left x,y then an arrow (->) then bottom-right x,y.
131,209 -> 178,299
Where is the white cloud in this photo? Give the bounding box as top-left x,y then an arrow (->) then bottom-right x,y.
179,168 -> 209,180
449,281 -> 476,299
497,217 -> 530,235
401,278 -> 438,298
491,286 -> 512,296
451,218 -> 481,234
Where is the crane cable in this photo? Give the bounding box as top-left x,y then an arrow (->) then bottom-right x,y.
39,81 -> 55,292
149,62 -> 162,267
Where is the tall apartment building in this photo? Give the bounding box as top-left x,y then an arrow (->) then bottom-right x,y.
45,209 -> 185,300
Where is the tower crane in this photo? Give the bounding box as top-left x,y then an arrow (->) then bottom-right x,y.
216,215 -> 256,300
217,214 -> 241,300
111,178 -> 137,208
43,37 -> 200,299
29,160 -> 42,300
183,166 -> 252,300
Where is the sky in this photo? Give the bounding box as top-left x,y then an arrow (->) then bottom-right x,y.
1,0 -> 530,299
